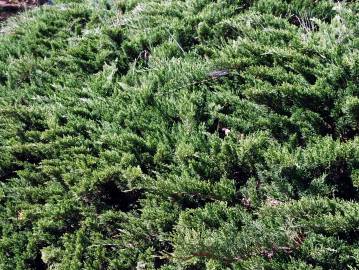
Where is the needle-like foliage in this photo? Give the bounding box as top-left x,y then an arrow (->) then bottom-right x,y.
0,0 -> 358,269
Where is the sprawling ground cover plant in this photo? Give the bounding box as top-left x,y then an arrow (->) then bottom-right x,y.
0,0 -> 358,269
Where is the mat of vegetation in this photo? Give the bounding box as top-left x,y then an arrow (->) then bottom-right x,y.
0,0 -> 358,269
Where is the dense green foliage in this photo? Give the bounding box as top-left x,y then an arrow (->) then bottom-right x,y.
0,0 -> 358,269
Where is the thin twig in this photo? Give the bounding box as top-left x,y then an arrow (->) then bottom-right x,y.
166,29 -> 185,54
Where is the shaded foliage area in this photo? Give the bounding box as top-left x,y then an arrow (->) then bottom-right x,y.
0,0 -> 358,269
